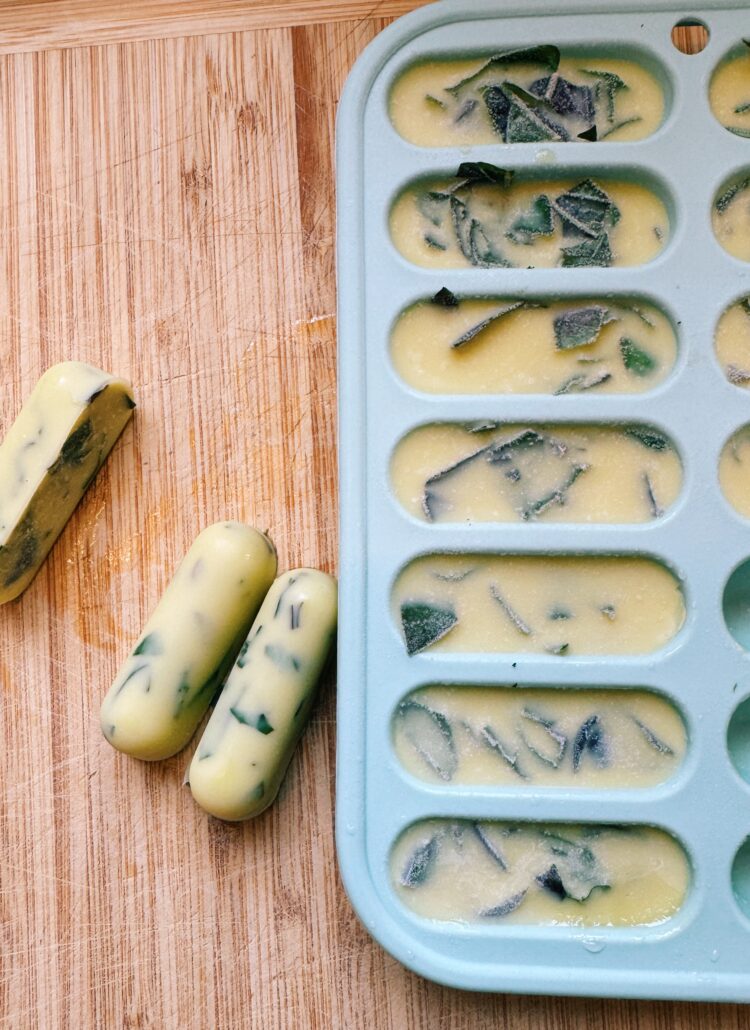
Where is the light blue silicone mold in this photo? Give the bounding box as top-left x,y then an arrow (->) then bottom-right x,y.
336,0 -> 750,1001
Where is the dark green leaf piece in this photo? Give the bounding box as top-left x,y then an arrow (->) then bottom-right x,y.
554,369 -> 611,394
620,336 -> 657,376
400,835 -> 439,887
133,633 -> 163,656
632,716 -> 674,755
529,74 -> 595,122
432,286 -> 459,307
401,601 -> 458,655
536,864 -> 567,899
560,233 -> 612,267
521,463 -> 589,521
573,714 -> 609,771
264,643 -> 301,672
425,93 -> 447,110
578,124 -> 598,141
729,127 -> 750,138
446,45 -> 560,96
553,179 -> 620,237
451,302 -> 524,349
545,642 -> 569,655
48,420 -> 93,474
480,890 -> 527,918
3,514 -> 38,587
553,305 -> 614,349
624,425 -> 670,451
599,116 -> 642,139
474,723 -> 527,778
472,822 -> 508,869
579,68 -> 628,122
230,707 -> 274,734
716,177 -> 750,214
456,161 -> 514,185
643,471 -> 663,519
424,234 -> 447,250
541,831 -> 611,901
600,604 -> 616,620
519,707 -> 567,767
727,364 -> 750,385
396,700 -> 457,781
506,195 -> 554,244
484,82 -> 569,143
490,583 -> 532,635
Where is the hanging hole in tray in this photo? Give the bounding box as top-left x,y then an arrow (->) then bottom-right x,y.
671,19 -> 710,55
728,697 -> 750,786
722,559 -> 750,651
731,837 -> 750,920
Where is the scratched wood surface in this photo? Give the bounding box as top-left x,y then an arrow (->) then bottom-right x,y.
0,4 -> 745,1028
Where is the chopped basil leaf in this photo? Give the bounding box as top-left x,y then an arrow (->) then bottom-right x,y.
599,115 -> 643,139
519,707 -> 567,767
451,302 -> 524,349
396,700 -> 457,781
456,161 -> 514,185
632,716 -> 674,755
579,68 -> 628,122
230,708 -> 274,734
479,890 -> 527,918
470,723 -> 526,778
572,714 -> 609,771
553,305 -> 614,349
506,194 -> 554,244
401,601 -> 458,655
264,643 -> 301,672
536,864 -> 567,899
620,336 -> 657,375
553,179 -> 620,238
473,822 -> 508,869
133,633 -> 163,656
489,583 -> 532,635
624,426 -> 671,451
431,286 -> 459,307
446,45 -> 560,96
560,233 -> 612,267
400,835 -> 439,887
529,74 -> 595,121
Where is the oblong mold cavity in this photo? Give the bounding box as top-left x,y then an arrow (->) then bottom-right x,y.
709,43 -> 750,139
388,45 -> 667,147
390,166 -> 670,270
390,293 -> 677,395
723,558 -> 750,651
392,684 -> 686,788
391,421 -> 682,524
392,819 -> 690,926
716,296 -> 750,388
719,425 -> 750,519
393,554 -> 685,657
712,170 -> 750,261
728,696 -> 750,786
732,836 -> 750,921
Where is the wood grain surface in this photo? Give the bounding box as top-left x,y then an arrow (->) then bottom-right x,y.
0,3 -> 745,1028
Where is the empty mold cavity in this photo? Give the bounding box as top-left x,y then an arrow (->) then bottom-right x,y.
719,426 -> 750,519
722,559 -> 750,651
390,293 -> 677,395
388,46 -> 666,146
391,422 -> 681,524
710,44 -> 750,138
390,167 -> 669,269
715,296 -> 750,387
728,696 -> 750,786
393,554 -> 685,657
732,837 -> 750,921
393,685 -> 686,788
712,171 -> 750,261
392,819 -> 690,926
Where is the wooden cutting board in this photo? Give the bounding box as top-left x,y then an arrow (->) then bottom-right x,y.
0,4 -> 740,1027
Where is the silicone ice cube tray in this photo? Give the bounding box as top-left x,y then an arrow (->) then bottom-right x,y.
336,0 -> 750,1001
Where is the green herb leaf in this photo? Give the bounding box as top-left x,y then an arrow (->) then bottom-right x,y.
632,716 -> 674,755
729,126 -> 750,138
519,707 -> 567,767
716,177 -> 750,214
553,305 -> 614,349
560,233 -> 612,267
599,116 -> 642,139
400,836 -> 439,887
479,890 -> 527,918
451,302 -> 524,349
521,463 -> 589,520
620,336 -> 657,376
506,194 -> 553,244
397,700 -> 457,781
643,471 -> 663,518
473,822 -> 508,869
624,425 -> 670,450
579,68 -> 628,122
484,82 -> 569,143
264,643 -> 301,672
553,179 -> 620,237
490,583 -> 532,635
425,93 -> 447,110
456,161 -> 514,185
572,715 -> 608,771
230,707 -> 274,734
401,601 -> 458,655
554,369 -> 611,394
48,420 -> 94,474
529,74 -> 595,121
432,286 -> 459,307
133,633 -> 163,656
446,45 -> 560,96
